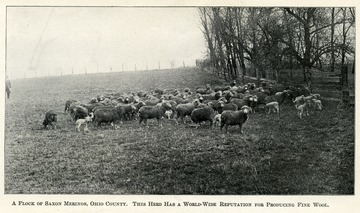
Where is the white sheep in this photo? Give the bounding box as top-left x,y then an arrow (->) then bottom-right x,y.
75,113 -> 93,132
311,99 -> 323,110
164,110 -> 173,119
295,101 -> 310,119
214,114 -> 222,127
266,101 -> 279,114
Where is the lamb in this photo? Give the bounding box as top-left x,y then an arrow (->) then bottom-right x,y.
43,110 -> 57,129
64,100 -> 77,113
214,114 -> 222,127
310,93 -> 321,100
310,99 -> 323,111
220,106 -> 251,133
294,94 -> 318,104
139,101 -> 173,127
164,110 -> 173,119
75,113 -> 94,132
266,101 -> 280,114
295,101 -> 311,119
190,103 -> 216,128
175,99 -> 200,123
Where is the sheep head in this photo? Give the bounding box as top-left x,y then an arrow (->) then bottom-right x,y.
241,105 -> 251,114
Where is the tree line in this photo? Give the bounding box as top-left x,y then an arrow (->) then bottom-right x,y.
197,7 -> 355,87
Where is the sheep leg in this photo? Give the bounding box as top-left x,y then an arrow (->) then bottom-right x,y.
238,124 -> 243,134
143,119 -> 149,128
157,118 -> 163,127
84,124 -> 89,133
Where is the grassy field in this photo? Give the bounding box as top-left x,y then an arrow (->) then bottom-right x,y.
5,68 -> 354,194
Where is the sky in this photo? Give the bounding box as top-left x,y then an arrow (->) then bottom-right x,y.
6,7 -> 207,79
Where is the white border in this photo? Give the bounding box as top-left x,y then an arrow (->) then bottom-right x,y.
0,1 -> 358,213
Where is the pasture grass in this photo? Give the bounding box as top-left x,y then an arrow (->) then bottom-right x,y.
5,68 -> 354,194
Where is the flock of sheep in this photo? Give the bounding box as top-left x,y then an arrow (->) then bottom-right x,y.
42,80 -> 323,133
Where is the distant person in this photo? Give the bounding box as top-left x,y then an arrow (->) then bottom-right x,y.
5,75 -> 11,99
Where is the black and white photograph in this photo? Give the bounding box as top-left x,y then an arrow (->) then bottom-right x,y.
1,1 -> 358,212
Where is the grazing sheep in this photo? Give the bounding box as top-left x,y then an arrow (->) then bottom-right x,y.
97,94 -> 105,102
81,102 -> 106,113
117,104 -> 138,121
154,88 -> 164,95
265,90 -> 290,106
92,106 -> 122,128
247,83 -> 256,90
232,91 -> 247,99
196,84 -> 212,94
75,113 -> 93,132
68,101 -> 79,116
144,97 -> 163,106
190,103 -> 216,128
139,101 -> 173,127
64,100 -> 77,113
213,85 -> 231,92
223,91 -> 234,103
43,110 -> 57,129
266,101 -> 280,114
231,85 -> 248,94
72,105 -> 89,121
89,97 -> 98,104
252,91 -> 268,106
204,100 -> 224,113
137,91 -> 148,98
175,99 -> 200,123
287,86 -> 311,101
184,87 -> 191,93
230,95 -> 257,112
220,106 -> 251,133
217,102 -> 238,114
269,85 -> 289,95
